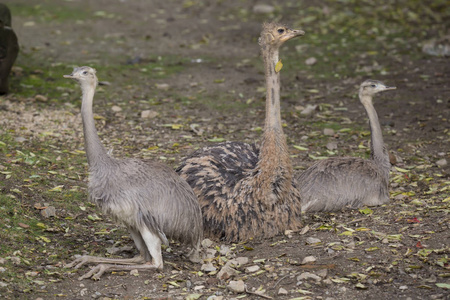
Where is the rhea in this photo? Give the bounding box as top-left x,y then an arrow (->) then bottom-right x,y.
297,80 -> 397,212
176,23 -> 304,242
63,66 -> 203,280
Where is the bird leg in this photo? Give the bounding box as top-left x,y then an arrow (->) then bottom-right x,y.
78,261 -> 160,281
66,255 -> 145,270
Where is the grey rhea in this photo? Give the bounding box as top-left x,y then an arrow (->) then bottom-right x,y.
296,80 -> 397,212
63,66 -> 203,280
176,22 -> 305,242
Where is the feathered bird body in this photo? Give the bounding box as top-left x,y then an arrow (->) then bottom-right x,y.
64,66 -> 202,279
297,80 -> 396,212
177,23 -> 305,242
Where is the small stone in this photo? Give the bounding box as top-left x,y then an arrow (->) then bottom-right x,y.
317,269 -> 328,278
234,257 -> 249,267
201,262 -> 217,272
305,57 -> 317,65
227,280 -> 245,293
306,237 -> 321,245
297,272 -> 321,282
217,265 -> 238,280
111,105 -> 122,112
40,206 -> 56,218
436,158 -> 447,167
252,4 -> 275,14
394,194 -> 407,200
300,104 -> 317,116
284,230 -> 294,238
245,265 -> 260,273
141,110 -> 158,119
80,288 -> 88,296
35,95 -> 48,102
14,137 -> 27,143
399,285 -> 408,290
155,83 -> 170,90
219,245 -> 231,256
130,269 -> 139,276
91,291 -> 102,299
0,281 -> 7,287
326,141 -> 338,150
201,238 -> 214,248
278,287 -> 288,295
0,258 -> 5,264
301,256 -> 317,264
194,285 -> 205,290
323,128 -> 335,136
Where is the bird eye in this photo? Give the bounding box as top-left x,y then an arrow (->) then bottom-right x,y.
277,28 -> 285,34
371,84 -> 376,88
82,71 -> 88,75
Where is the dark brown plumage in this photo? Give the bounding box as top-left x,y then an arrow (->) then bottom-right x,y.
176,23 -> 305,242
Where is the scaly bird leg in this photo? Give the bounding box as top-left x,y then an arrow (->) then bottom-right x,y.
66,255 -> 145,270
79,261 -> 160,281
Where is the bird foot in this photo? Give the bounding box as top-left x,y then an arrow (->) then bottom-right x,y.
78,263 -> 111,281
66,256 -> 91,270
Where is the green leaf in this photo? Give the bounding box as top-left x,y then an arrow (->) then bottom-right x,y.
275,59 -> 283,73
436,283 -> 450,289
293,145 -> 308,151
359,207 -> 373,215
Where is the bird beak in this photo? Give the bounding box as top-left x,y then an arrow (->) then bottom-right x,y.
280,28 -> 305,43
384,86 -> 397,90
63,74 -> 74,79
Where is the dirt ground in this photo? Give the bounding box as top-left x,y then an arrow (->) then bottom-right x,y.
0,0 -> 449,299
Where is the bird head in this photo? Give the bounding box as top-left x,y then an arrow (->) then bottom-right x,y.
359,80 -> 396,99
63,66 -> 98,87
258,22 -> 305,50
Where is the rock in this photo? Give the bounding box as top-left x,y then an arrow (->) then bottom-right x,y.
141,110 -> 158,119
194,285 -> 205,290
306,237 -> 321,245
111,105 -> 122,112
35,95 -> 48,102
305,57 -> 317,65
301,256 -> 317,264
323,128 -> 335,136
399,285 -> 408,290
0,281 -> 7,287
227,280 -> 245,293
206,277 -> 219,285
297,272 -> 321,282
204,248 -> 217,259
229,256 -> 249,267
130,269 -> 139,276
14,136 -> 26,143
219,245 -> 231,256
201,262 -> 217,272
155,83 -> 169,90
245,265 -> 260,273
0,267 -> 5,273
326,141 -> 338,150
436,158 -> 447,167
252,4 -> 275,14
201,238 -> 214,248
217,265 -> 238,280
278,287 -> 288,295
317,269 -> 328,278
300,104 -> 317,116
40,206 -> 56,218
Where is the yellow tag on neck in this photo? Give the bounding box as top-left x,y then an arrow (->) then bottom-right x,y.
275,59 -> 283,73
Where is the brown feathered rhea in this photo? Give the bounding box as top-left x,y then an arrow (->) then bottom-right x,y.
297,80 -> 397,212
63,66 -> 203,280
176,23 -> 305,242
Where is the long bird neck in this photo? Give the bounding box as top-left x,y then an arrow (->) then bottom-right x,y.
255,47 -> 293,205
80,80 -> 109,166
362,96 -> 390,176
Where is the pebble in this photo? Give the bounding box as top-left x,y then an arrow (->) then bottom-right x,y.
111,105 -> 122,112
155,83 -> 170,90
301,256 -> 317,264
278,287 -> 288,295
245,265 -> 260,273
201,262 -> 217,272
323,128 -> 335,136
205,248 -> 217,259
436,158 -> 447,167
317,269 -> 328,278
141,110 -> 158,119
227,280 -> 245,293
300,104 -> 317,115
217,265 -> 238,280
35,95 -> 48,102
253,4 -> 275,14
399,285 -> 408,290
0,281 -> 7,287
194,285 -> 205,290
40,206 -> 56,218
326,141 -> 338,150
306,237 -> 321,244
305,57 -> 317,65
219,245 -> 231,256
297,272 -> 321,282
201,238 -> 214,248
